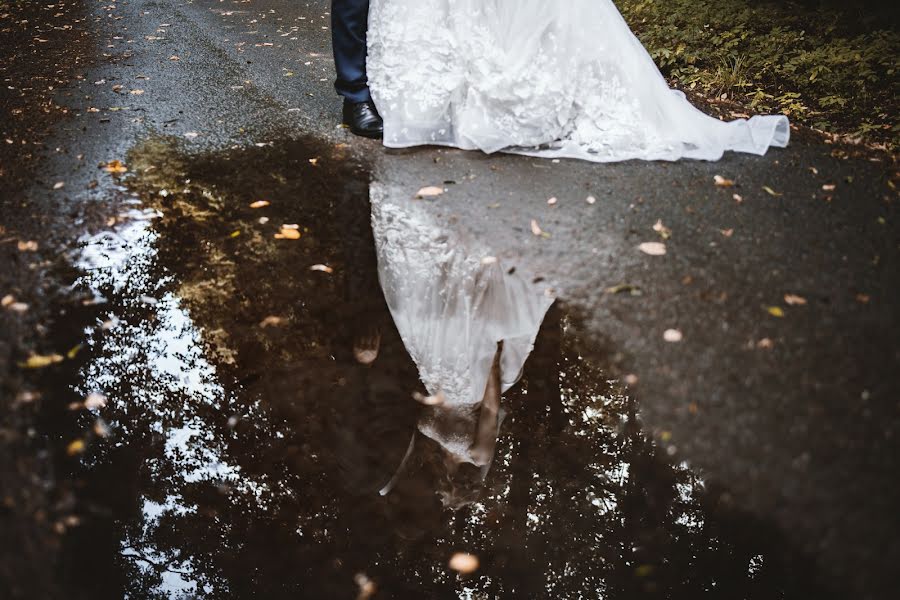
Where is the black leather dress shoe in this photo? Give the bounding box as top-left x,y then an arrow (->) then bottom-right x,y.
343,100 -> 384,139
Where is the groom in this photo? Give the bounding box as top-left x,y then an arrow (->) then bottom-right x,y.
331,0 -> 383,138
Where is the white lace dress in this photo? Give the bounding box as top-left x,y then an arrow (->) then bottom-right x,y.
368,0 -> 790,162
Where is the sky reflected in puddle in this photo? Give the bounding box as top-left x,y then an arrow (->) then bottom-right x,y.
53,138 -> 829,599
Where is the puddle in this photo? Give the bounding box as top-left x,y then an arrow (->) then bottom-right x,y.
48,138 -> 830,598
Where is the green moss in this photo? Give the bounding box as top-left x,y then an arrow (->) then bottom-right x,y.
618,0 -> 900,150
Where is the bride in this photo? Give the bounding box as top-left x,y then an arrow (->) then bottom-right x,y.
332,0 -> 789,162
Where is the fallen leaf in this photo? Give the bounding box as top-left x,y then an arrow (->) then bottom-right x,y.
1,295 -> 14,307
308,157 -> 320,166
259,316 -> 286,328
547,197 -> 558,206
733,193 -> 743,203
19,354 -> 64,369
309,264 -> 333,273
84,393 -> 107,410
103,159 -> 128,173
585,195 -> 597,205
53,181 -> 65,190
530,219 -> 544,236
229,230 -> 241,238
757,338 -> 775,349
714,175 -> 735,187
784,294 -> 807,306
639,242 -> 667,256
183,132 -> 199,139
480,256 -> 498,265
448,552 -> 479,574
274,226 -> 301,240
663,329 -> 683,343
66,439 -> 86,456
856,294 -> 870,304
66,344 -> 83,359
720,228 -> 734,238
169,55 -> 180,61
762,186 -> 783,197
412,390 -> 446,406
652,220 -> 671,240
249,200 -> 270,208
130,89 -> 144,95
605,283 -> 642,296
415,186 -> 444,199
624,374 -> 639,386
822,184 -> 836,192
767,306 -> 785,317
17,240 -> 38,252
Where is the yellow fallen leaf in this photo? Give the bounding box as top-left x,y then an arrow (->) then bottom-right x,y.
274,226 -> 301,240
66,344 -> 83,359
767,306 -> 785,317
784,294 -> 807,306
714,175 -> 735,187
762,186 -> 783,197
652,220 -> 671,240
103,159 -> 128,174
249,200 -> 270,208
229,230 -> 241,238
639,242 -> 667,256
415,186 -> 444,198
448,552 -> 479,574
19,353 -> 64,369
66,439 -> 86,456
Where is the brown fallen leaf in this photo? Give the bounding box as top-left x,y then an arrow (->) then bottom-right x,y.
259,316 -> 286,328
784,294 -> 807,306
249,200 -> 270,208
448,552 -> 480,574
19,354 -> 64,369
415,186 -> 444,199
638,242 -> 667,256
757,338 -> 775,349
856,293 -> 871,304
714,175 -> 735,187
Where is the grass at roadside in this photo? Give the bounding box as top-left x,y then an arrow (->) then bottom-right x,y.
618,0 -> 899,151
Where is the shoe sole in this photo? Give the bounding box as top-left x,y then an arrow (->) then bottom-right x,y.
346,124 -> 384,139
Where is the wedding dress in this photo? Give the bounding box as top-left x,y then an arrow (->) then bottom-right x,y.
368,0 -> 790,162
370,183 -> 554,469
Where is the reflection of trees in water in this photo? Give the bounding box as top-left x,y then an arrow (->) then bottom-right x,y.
59,140 -> 825,599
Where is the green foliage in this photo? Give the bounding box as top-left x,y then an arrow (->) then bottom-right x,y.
618,0 -> 900,149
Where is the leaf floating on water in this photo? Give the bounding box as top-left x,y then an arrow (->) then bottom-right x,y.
259,316 -> 286,328
310,264 -> 334,274
19,353 -> 64,369
415,186 -> 444,199
605,283 -> 643,296
84,393 -> 107,410
714,175 -> 735,187
249,200 -> 270,208
66,439 -> 86,456
412,390 -> 446,406
103,159 -> 128,174
784,294 -> 807,306
639,242 -> 667,256
652,220 -> 671,240
663,329 -> 683,343
274,225 -> 301,240
762,186 -> 783,197
767,306 -> 785,318
448,552 -> 480,574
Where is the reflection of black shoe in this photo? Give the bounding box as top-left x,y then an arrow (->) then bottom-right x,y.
342,100 -> 384,139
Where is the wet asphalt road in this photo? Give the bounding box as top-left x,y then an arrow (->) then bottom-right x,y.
1,0 -> 898,597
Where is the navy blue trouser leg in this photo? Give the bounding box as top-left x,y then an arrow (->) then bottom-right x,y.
332,0 -> 371,103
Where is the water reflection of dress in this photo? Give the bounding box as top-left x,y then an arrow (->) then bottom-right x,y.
370,184 -> 554,467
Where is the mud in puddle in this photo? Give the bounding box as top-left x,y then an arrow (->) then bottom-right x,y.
42,138 -> 835,599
